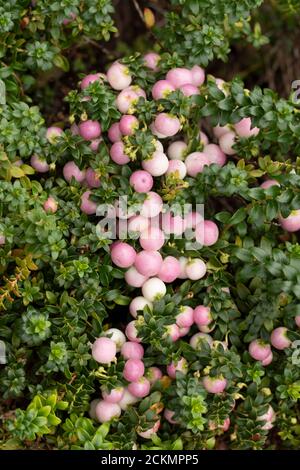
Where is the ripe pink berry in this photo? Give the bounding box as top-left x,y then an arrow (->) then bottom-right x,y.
139,227 -> 165,251
92,337 -> 116,364
203,375 -> 227,394
142,277 -> 167,302
31,155 -> 49,173
129,296 -> 152,318
152,80 -> 175,100
185,211 -> 203,229
46,126 -> 63,144
199,131 -> 209,146
195,220 -> 219,246
102,387 -> 124,404
142,151 -> 169,177
85,168 -> 101,188
111,242 -> 136,268
164,324 -> 181,342
127,85 -> 146,99
138,420 -> 160,439
194,305 -> 212,326
161,212 -> 186,236
261,351 -> 273,366
119,115 -> 139,135
209,417 -> 230,432
128,215 -> 150,234
190,65 -> 205,86
90,138 -> 102,152
95,400 -> 121,423
167,357 -> 188,378
63,161 -> 85,183
121,341 -> 144,360
146,367 -> 163,384
204,144 -> 226,167
257,405 -> 276,430
167,141 -> 187,160
107,62 -> 132,90
110,141 -> 130,165
199,323 -> 215,333
130,170 -> 153,193
158,256 -> 181,283
43,196 -> 57,213
279,210 -> 300,232
176,306 -> 194,328
166,160 -> 187,179
128,377 -> 151,398
190,332 -> 213,350
166,68 -> 193,88
135,250 -> 163,277
80,190 -> 97,215
213,124 -> 231,139
260,179 -> 280,189
178,326 -> 190,337
80,73 -> 101,90
125,320 -> 141,343
219,131 -> 236,155
79,120 -> 101,140
116,88 -> 138,113
180,84 -> 199,96
119,388 -> 139,410
104,328 -> 126,352
234,118 -> 259,138
270,327 -> 291,350
108,122 -> 122,143
141,192 -> 163,219
185,258 -> 207,280
185,152 -> 211,177
150,121 -> 168,139
125,267 -> 148,288
249,339 -> 271,361
144,52 -> 160,71
154,113 -> 180,137
123,358 -> 145,382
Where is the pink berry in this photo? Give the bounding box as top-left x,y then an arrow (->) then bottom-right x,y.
154,113 -> 180,137
199,131 -> 209,146
70,123 -> 79,135
128,215 -> 150,234
125,267 -> 148,288
63,161 -> 85,183
119,115 -> 139,135
144,52 -> 160,71
80,73 -> 101,90
0,235 -> 6,245
130,170 -> 153,193
128,377 -> 151,398
234,118 -> 259,138
142,277 -> 167,302
150,121 -> 168,139
129,296 -> 152,318
279,210 -> 300,232
102,387 -> 124,404
161,212 -> 186,236
80,190 -> 97,215
164,409 -> 178,424
31,155 -> 49,173
142,151 -> 169,177
257,405 -> 276,430
127,85 -> 146,99
158,256 -> 181,283
203,375 -> 227,394
209,417 -> 230,432
178,257 -> 188,279
107,62 -> 132,90
166,68 -> 193,88
167,357 -> 188,379
90,138 -> 102,152
119,388 -> 139,410
204,144 -> 226,167
195,220 -> 219,246
190,65 -> 205,86
123,358 -> 145,382
176,306 -> 194,328
179,84 -> 199,96
111,242 -> 136,268
43,196 -> 57,213
125,321 -> 141,343
141,192 -> 163,219
185,152 -> 211,177
92,337 -> 116,364
199,323 -> 215,333
219,131 -> 236,155
194,305 -> 212,326
146,367 -> 163,384
270,327 -> 291,350
95,400 -> 121,423
104,328 -> 126,351
139,227 -> 165,251
79,120 -> 101,140
121,341 -> 144,360
116,88 -> 138,113
179,326 -> 190,337
167,141 -> 187,160
85,168 -> 101,188
185,258 -> 207,280
164,324 -> 181,342
249,339 -> 271,361
185,211 -> 203,229
213,124 -> 231,139
110,141 -> 130,165
46,126 -> 63,144
108,122 -> 122,143
166,160 -> 187,179
260,179 -> 280,189
135,250 -> 163,277
152,80 -> 175,100
261,351 -> 273,366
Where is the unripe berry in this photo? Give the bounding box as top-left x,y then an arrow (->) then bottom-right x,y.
167,141 -> 187,160
142,277 -> 167,302
190,332 -> 213,350
46,126 -> 63,144
166,160 -> 187,179
119,388 -> 139,410
185,258 -> 207,280
146,367 -> 163,384
104,328 -> 126,352
129,296 -> 152,318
